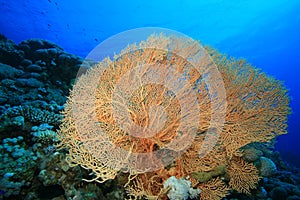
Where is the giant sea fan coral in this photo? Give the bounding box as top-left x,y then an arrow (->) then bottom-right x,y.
57,34 -> 290,199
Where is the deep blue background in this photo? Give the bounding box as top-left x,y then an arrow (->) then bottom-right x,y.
1,0 -> 299,166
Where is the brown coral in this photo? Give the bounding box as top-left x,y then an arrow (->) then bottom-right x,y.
57,34 -> 290,199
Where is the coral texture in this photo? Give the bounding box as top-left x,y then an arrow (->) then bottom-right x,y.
57,34 -> 290,199
228,157 -> 260,194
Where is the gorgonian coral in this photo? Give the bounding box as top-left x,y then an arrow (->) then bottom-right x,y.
57,34 -> 290,199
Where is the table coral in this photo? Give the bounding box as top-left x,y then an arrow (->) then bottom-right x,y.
57,34 -> 290,199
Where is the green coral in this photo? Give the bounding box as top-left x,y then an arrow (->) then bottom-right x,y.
191,165 -> 226,183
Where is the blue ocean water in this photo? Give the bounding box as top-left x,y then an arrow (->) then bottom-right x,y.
2,0 -> 298,165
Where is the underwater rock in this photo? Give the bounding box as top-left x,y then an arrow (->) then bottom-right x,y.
25,63 -> 42,72
57,53 -> 71,63
46,88 -> 66,105
38,169 -> 57,186
270,186 -> 288,200
0,34 -> 83,106
0,95 -> 7,105
292,187 -> 300,197
18,39 -> 63,62
16,77 -> 44,88
57,52 -> 82,67
34,48 -> 61,63
34,59 -> 47,67
276,171 -> 298,184
259,157 -> 278,177
34,48 -> 52,59
255,186 -> 268,199
19,38 -> 63,52
0,36 -> 24,66
242,146 -> 264,162
1,78 -> 17,89
0,63 -> 24,79
20,58 -> 32,67
20,72 -> 42,80
287,196 -> 300,200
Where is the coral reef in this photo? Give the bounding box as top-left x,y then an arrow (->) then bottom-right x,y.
0,33 -> 298,200
57,34 -> 291,199
259,156 -> 278,177
0,136 -> 35,197
0,35 -> 106,199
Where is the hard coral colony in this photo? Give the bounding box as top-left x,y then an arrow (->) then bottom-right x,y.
57,34 -> 290,200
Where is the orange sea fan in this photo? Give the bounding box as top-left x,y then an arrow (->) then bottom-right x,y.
198,177 -> 230,200
208,49 -> 291,157
57,34 -> 290,199
228,157 -> 261,194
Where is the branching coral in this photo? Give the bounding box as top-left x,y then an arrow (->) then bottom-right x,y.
198,177 -> 230,200
57,34 -> 290,199
209,50 -> 290,157
228,157 -> 260,194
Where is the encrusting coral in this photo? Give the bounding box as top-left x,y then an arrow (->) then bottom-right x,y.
57,34 -> 290,199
